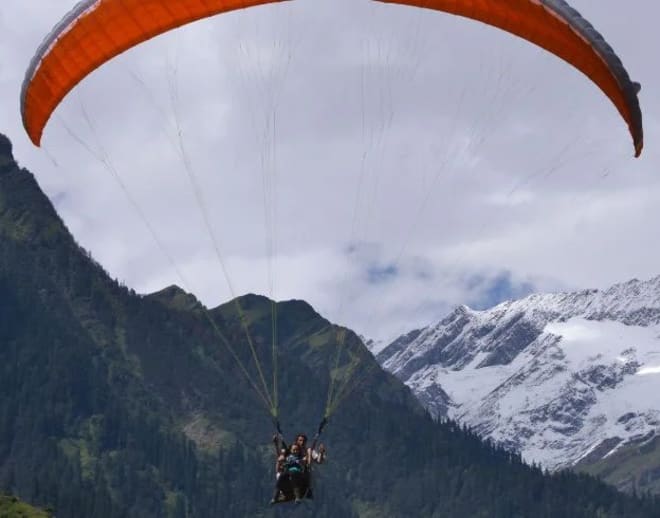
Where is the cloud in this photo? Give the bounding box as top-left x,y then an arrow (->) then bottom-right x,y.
464,271 -> 536,310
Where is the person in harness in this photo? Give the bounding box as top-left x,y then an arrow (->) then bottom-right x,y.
270,432 -> 327,504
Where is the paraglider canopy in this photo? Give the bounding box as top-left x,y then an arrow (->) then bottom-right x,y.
21,0 -> 642,156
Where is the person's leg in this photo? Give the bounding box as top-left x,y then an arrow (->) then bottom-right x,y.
290,472 -> 304,501
271,474 -> 289,503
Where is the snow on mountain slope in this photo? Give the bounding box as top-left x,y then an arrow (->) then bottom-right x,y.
375,276 -> 660,471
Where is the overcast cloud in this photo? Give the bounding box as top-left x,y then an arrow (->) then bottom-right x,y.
1,0 -> 658,340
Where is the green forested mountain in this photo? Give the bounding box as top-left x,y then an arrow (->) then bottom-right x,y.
1,132 -> 659,517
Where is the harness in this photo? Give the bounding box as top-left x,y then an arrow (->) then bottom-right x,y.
285,455 -> 303,473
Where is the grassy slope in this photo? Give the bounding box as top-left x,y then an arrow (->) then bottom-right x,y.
0,496 -> 51,518
576,435 -> 660,495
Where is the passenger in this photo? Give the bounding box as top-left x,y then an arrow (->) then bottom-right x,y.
270,444 -> 309,504
270,432 -> 328,504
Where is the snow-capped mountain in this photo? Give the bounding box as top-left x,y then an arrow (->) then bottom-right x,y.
375,276 -> 660,473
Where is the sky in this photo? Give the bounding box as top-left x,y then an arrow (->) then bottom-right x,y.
1,1 -> 659,341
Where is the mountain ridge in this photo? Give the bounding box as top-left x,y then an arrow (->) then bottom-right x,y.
376,275 -> 660,493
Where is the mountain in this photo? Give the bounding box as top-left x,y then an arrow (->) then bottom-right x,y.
1,131 -> 659,517
376,274 -> 660,494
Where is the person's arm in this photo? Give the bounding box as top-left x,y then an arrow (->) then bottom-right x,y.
272,434 -> 288,455
305,448 -> 312,467
272,434 -> 280,455
310,444 -> 326,464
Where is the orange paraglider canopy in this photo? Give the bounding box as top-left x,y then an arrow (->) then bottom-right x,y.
21,0 -> 287,147
375,0 -> 643,157
22,0 -> 642,156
